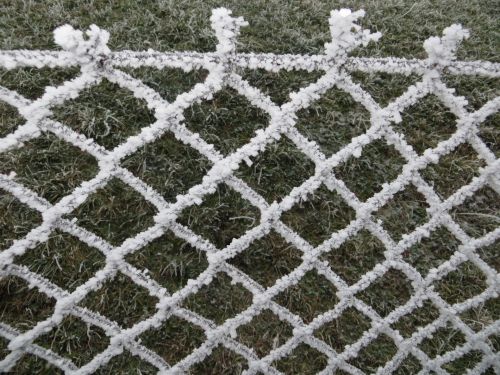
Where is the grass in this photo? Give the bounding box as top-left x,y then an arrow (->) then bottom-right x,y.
0,0 -> 499,374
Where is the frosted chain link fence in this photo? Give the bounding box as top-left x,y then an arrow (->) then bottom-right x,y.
0,7 -> 499,375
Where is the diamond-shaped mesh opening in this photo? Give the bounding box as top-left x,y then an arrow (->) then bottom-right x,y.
348,333 -> 398,374
274,269 -> 339,323
95,349 -> 158,374
79,272 -> 158,328
119,67 -> 209,102
0,188 -> 43,249
183,272 -> 252,325
3,353 -> 64,374
418,322 -> 466,358
0,132 -> 99,204
190,344 -> 248,374
138,315 -> 206,365
34,315 -> 109,367
236,309 -> 294,357
334,139 -> 407,201
332,370 -> 351,375
393,94 -> 458,154
391,300 -> 441,338
0,66 -> 80,100
122,130 -> 212,202
16,229 -> 106,292
178,183 -> 260,249
51,79 -> 155,149
443,350 -> 484,375
420,143 -> 486,199
373,183 -> 430,241
402,226 -> 460,276
356,268 -> 413,317
0,275 -> 56,332
183,87 -> 270,155
0,336 -> 10,364
0,100 -> 24,138
228,229 -> 302,288
295,87 -> 371,157
274,342 -> 329,375
281,184 -> 356,247
350,71 -> 421,107
392,354 -> 423,375
478,113 -> 499,157
450,185 -> 500,238
68,177 -> 158,246
441,74 -> 499,110
235,136 -> 315,203
0,335 -> 7,359
313,306 -> 371,352
322,229 -> 386,285
488,334 -> 499,352
125,229 -> 208,293
460,296 -> 499,333
476,239 -> 499,272
238,68 -> 323,106
434,261 -> 488,305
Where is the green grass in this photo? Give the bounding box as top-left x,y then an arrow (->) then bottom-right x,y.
0,0 -> 499,374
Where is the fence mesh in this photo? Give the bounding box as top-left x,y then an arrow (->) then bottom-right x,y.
0,7 -> 499,375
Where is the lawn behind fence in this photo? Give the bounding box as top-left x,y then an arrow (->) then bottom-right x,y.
0,0 -> 498,374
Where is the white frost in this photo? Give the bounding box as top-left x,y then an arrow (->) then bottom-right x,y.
0,7 -> 499,375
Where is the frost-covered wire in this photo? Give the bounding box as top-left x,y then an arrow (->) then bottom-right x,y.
0,7 -> 499,375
